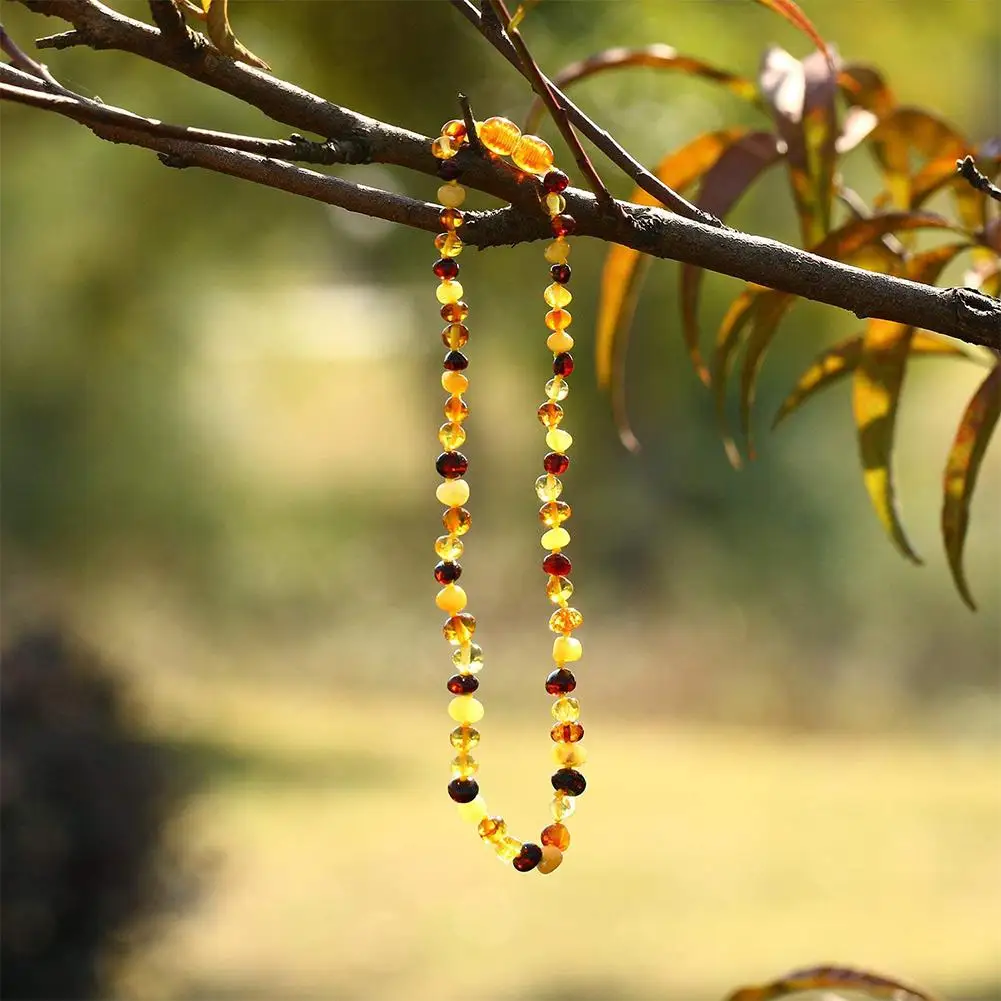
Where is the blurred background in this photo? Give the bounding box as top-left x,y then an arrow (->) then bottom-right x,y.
1,1 -> 999,999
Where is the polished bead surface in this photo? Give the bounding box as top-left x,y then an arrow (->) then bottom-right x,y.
436,183 -> 465,209
456,795 -> 488,824
541,527 -> 570,550
543,452 -> 570,475
553,352 -> 574,376
550,263 -> 571,284
438,422 -> 466,450
544,282 -> 573,308
536,844 -> 564,874
551,214 -> 577,237
545,308 -> 572,331
551,721 -> 584,743
443,396 -> 469,423
542,552 -> 571,576
495,836 -> 523,862
450,725 -> 480,750
546,429 -> 573,453
544,238 -> 571,264
546,575 -> 574,604
447,777 -> 479,802
435,478 -> 470,507
439,207 -> 464,230
512,843 -> 543,872
478,816 -> 506,841
552,768 -> 586,796
551,696 -> 580,722
549,606 -> 583,633
544,193 -> 566,216
541,822 -> 571,850
550,791 -> 576,821
437,159 -> 462,181
447,694 -> 484,723
539,500 -> 571,527
511,134 -> 554,174
553,635 -> 582,663
442,611 -> 476,644
552,741 -> 587,767
545,378 -> 569,402
546,331 -> 575,353
441,371 -> 469,396
447,673 -> 479,694
535,474 -> 563,502
435,535 -> 464,561
441,322 -> 469,348
435,233 -> 464,259
545,667 -> 576,694
542,169 -> 569,193
435,583 -> 467,613
431,136 -> 455,160
436,279 -> 463,304
450,752 -> 479,777
441,506 -> 472,536
537,401 -> 563,428
434,560 -> 462,584
479,116 -> 522,156
442,119 -> 467,142
452,642 -> 484,674
436,451 -> 468,479
443,350 -> 468,372
433,257 -> 459,279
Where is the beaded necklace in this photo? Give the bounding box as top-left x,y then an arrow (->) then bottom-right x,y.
429,117 -> 585,875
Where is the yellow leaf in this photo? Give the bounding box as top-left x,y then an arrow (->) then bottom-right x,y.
202,0 -> 270,71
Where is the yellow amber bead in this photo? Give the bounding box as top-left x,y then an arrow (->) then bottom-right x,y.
536,844 -> 564,874
495,836 -> 523,862
435,583 -> 467,613
438,421 -> 466,450
545,308 -> 572,331
456,795 -> 488,824
436,280 -> 464,305
452,642 -> 484,674
442,506 -> 472,536
549,606 -> 583,633
544,283 -> 573,308
545,377 -> 569,402
546,428 -> 573,452
436,478 -> 470,507
535,474 -> 563,502
435,232 -> 464,258
511,134 -> 554,174
442,611 -> 476,645
448,695 -> 484,723
479,116 -> 522,156
541,527 -> 571,550
552,696 -> 580,722
537,401 -> 563,429
451,752 -> 478,778
441,371 -> 469,396
438,182 -> 466,208
544,238 -> 571,264
546,331 -> 574,353
431,136 -> 455,159
450,725 -> 480,750
551,792 -> 576,821
552,741 -> 587,767
435,534 -> 464,561
553,636 -> 583,663
443,396 -> 469,423
442,322 -> 469,349
546,574 -> 574,604
440,207 -> 464,230
539,500 -> 571,528
441,119 -> 467,142
478,816 -> 506,841
544,193 -> 566,216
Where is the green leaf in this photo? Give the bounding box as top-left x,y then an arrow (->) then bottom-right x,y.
726,965 -> 940,1001
943,364 -> 1000,611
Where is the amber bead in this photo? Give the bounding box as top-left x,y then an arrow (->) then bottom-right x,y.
512,843 -> 543,872
551,721 -> 584,743
542,552 -> 571,576
551,264 -> 571,284
442,119 -> 467,142
441,372 -> 468,398
447,777 -> 479,803
496,837 -> 523,862
545,668 -> 576,694
441,323 -> 469,350
545,308 -> 572,331
435,583 -> 467,613
553,352 -> 574,377
437,183 -> 466,209
451,752 -> 479,777
456,796 -> 488,824
442,506 -> 472,536
549,607 -> 584,633
448,694 -> 483,723
537,845 -> 563,874
546,331 -> 574,353
436,478 -> 469,507
551,696 -> 580,722
552,768 -> 586,796
551,214 -> 577,237
447,673 -> 478,695
431,136 -> 455,160
434,561 -> 462,584
435,535 -> 464,561
479,116 -> 522,156
551,791 -> 576,821
442,611 -> 476,644
450,725 -> 480,750
546,575 -> 574,604
439,207 -> 464,230
544,282 -> 573,309
535,474 -> 563,502
547,429 -> 573,453
537,401 -> 563,429
544,239 -> 571,264
443,350 -> 468,372
443,397 -> 469,423
438,422 -> 465,450
553,742 -> 587,767
545,378 -> 568,402
542,526 -> 570,550
544,193 -> 566,216
539,500 -> 571,528
544,452 -> 570,475
437,159 -> 462,181
433,258 -> 459,280
436,451 -> 468,479
543,169 -> 569,193
541,822 -> 571,850
553,635 -> 582,663
435,233 -> 464,259
440,301 -> 468,324
436,280 -> 463,305
511,134 -> 554,174
452,642 -> 484,673
478,816 -> 506,841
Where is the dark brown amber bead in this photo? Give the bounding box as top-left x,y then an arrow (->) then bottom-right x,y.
542,169 -> 570,194
443,350 -> 469,371
441,324 -> 469,349
436,451 -> 468,478
553,352 -> 574,377
437,160 -> 463,181
551,721 -> 584,742
542,552 -> 571,576
551,214 -> 576,237
447,673 -> 479,694
440,207 -> 464,230
550,264 -> 571,284
447,777 -> 480,803
440,302 -> 469,324
433,258 -> 460,279
541,823 -> 571,850
512,843 -> 543,872
544,452 -> 570,475
551,768 -> 586,796
545,668 -> 577,695
434,560 -> 462,584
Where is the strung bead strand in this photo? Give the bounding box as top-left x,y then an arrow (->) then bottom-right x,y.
431,117 -> 585,875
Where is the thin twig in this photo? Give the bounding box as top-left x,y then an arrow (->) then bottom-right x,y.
957,155 -> 1001,204
484,0 -> 615,213
1,21 -> 79,97
457,92 -> 484,155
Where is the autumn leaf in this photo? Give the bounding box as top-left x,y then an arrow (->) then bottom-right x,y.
751,0 -> 834,68
197,0 -> 270,71
726,964 -> 940,1001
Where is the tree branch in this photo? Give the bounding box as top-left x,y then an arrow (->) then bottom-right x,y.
4,0 -> 1000,352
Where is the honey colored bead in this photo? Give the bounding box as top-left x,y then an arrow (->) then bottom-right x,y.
549,606 -> 583,633
539,500 -> 571,528
435,535 -> 464,561
442,611 -> 476,645
451,752 -> 479,778
551,791 -> 576,821
544,283 -> 573,308
552,741 -> 587,767
450,725 -> 480,750
536,844 -> 564,874
442,506 -> 472,536
544,238 -> 571,264
479,116 -> 522,155
478,816 -> 506,841
436,478 -> 470,507
546,331 -> 575,353
545,308 -> 572,331
511,134 -> 554,174
437,182 -> 466,208
553,635 -> 583,663
537,401 -> 564,429
551,696 -> 580,722
546,428 -> 573,452
448,694 -> 484,724
551,721 -> 584,743
456,795 -> 487,824
442,119 -> 467,141
435,583 -> 467,613
541,527 -> 571,550
541,823 -> 571,850
435,232 -> 464,259
452,642 -> 484,674
545,377 -> 569,402
441,371 -> 469,396
443,396 -> 469,423
436,280 -> 464,304
495,836 -> 523,862
535,474 -> 563,502
440,207 -> 464,230
437,422 -> 466,451
546,574 -> 574,604
441,322 -> 469,349
431,136 -> 455,159
544,193 -> 566,216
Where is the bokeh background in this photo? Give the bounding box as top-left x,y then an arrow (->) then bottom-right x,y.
2,1 -> 999,999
